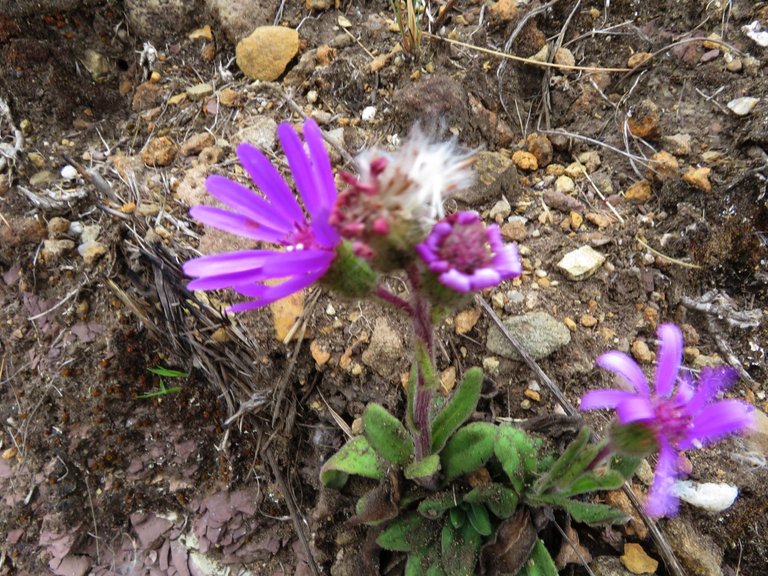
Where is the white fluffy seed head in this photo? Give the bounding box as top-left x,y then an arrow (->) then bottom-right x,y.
355,126 -> 475,222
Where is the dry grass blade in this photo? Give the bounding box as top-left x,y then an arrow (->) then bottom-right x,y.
425,32 -> 632,73
318,389 -> 353,439
635,236 -> 701,269
264,450 -> 321,576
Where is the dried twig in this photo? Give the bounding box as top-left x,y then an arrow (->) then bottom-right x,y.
264,449 -> 321,576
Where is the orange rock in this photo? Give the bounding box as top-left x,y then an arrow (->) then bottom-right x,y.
625,179 -> 652,203
627,99 -> 660,139
512,150 -> 538,171
682,166 -> 712,193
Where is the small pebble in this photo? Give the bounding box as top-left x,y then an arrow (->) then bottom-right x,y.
727,96 -> 759,116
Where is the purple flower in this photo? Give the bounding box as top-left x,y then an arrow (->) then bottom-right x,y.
581,323 -> 754,517
183,119 -> 340,312
416,211 -> 522,293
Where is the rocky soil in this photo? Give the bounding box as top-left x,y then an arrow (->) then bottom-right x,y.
1,0 -> 767,575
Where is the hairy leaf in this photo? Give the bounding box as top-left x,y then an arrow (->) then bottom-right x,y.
534,427 -> 591,494
516,539 -> 558,576
405,454 -> 441,481
364,403 -> 414,466
352,473 -> 400,526
464,483 -> 519,519
418,490 -> 462,520
377,511 -> 437,552
527,494 -> 628,525
466,503 -> 493,536
442,422 -> 497,482
320,435 -> 386,489
430,367 -> 483,453
441,521 -> 483,576
561,470 -> 625,497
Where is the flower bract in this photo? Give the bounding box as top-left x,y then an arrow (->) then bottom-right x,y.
581,323 -> 754,517
416,211 -> 522,293
183,119 -> 340,312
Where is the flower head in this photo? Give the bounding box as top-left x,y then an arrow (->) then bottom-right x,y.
183,119 -> 340,312
416,211 -> 522,293
330,127 -> 474,261
581,323 -> 754,517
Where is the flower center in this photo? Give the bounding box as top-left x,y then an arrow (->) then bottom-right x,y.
436,215 -> 493,273
285,222 -> 316,251
651,396 -> 692,446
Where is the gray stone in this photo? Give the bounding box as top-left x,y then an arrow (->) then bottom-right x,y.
236,116 -> 278,151
591,556 -> 635,576
391,75 -> 470,138
486,312 -> 571,361
361,318 -> 405,380
665,517 -> 724,576
204,0 -> 280,44
125,0 -> 202,43
452,151 -> 519,207
557,245 -> 606,280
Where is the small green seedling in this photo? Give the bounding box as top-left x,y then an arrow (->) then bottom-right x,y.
136,366 -> 186,399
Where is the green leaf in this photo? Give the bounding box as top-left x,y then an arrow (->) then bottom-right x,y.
449,507 -> 466,529
493,425 -> 536,494
377,512 -> 436,552
430,367 -> 483,453
320,435 -> 386,489
147,366 -> 188,378
610,454 -> 643,479
441,522 -> 482,576
533,427 -> 591,494
561,470 -> 625,497
609,421 -> 658,457
466,503 -> 492,537
441,422 -> 497,482
464,483 -> 519,519
363,403 -> 414,466
516,539 -> 558,576
527,494 -> 628,525
405,454 -> 441,481
418,490 -> 461,520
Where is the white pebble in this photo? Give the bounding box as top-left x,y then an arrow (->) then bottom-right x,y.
727,97 -> 759,116
361,106 -> 377,122
60,165 -> 78,180
675,480 -> 738,513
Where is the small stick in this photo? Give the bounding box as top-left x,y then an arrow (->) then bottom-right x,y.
264,450 -> 321,576
424,32 -> 632,73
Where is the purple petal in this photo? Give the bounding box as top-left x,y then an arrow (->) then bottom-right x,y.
184,249 -> 328,278
439,269 -> 471,292
616,395 -> 656,424
228,269 -> 326,311
596,351 -> 649,396
645,439 -> 680,517
684,366 -> 739,415
188,249 -> 332,292
467,268 -> 502,290
654,323 -> 683,397
681,400 -> 755,449
277,123 -> 339,247
205,175 -> 292,232
236,143 -> 305,224
189,206 -> 287,243
580,389 -> 641,411
183,250 -> 276,277
491,243 -> 522,279
302,119 -> 337,210
415,243 -> 437,264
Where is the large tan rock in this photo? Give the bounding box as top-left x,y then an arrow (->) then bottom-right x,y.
236,26 -> 300,81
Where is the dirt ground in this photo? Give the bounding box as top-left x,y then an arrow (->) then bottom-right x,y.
0,0 -> 767,574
